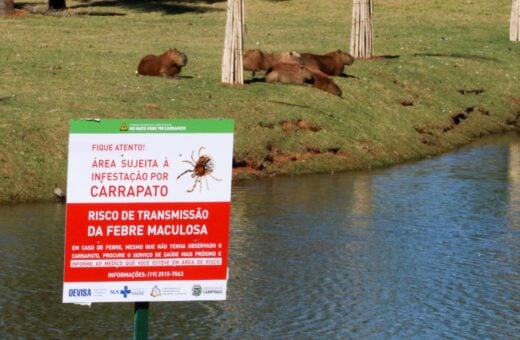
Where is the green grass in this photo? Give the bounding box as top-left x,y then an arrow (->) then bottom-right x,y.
0,0 -> 519,202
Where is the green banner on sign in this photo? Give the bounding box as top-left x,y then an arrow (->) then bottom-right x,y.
69,119 -> 234,134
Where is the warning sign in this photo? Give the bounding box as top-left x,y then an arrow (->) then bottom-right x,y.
63,119 -> 234,303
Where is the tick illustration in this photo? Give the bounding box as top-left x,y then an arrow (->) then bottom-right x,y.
177,147 -> 221,192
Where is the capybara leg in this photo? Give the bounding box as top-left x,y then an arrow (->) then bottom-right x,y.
160,66 -> 180,78
160,69 -> 170,78
170,66 -> 181,78
265,71 -> 279,83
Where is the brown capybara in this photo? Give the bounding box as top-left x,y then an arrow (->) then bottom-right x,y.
137,48 -> 188,77
301,49 -> 354,76
265,63 -> 314,85
309,69 -> 342,97
243,50 -> 303,76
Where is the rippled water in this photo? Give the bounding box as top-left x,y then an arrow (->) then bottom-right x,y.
1,134 -> 519,338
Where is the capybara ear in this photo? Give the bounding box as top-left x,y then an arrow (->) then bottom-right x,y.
337,49 -> 341,53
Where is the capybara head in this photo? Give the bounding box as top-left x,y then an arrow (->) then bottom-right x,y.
243,49 -> 264,71
330,49 -> 354,66
309,68 -> 342,96
325,81 -> 342,97
165,48 -> 188,67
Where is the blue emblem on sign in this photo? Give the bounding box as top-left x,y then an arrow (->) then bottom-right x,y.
120,286 -> 131,298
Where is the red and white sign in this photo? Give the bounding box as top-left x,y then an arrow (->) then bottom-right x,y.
63,119 -> 234,303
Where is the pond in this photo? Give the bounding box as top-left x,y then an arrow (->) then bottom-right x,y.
1,133 -> 519,338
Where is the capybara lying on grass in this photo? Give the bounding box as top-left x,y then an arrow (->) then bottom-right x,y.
301,49 -> 354,76
243,50 -> 303,76
265,63 -> 314,85
265,63 -> 342,97
137,48 -> 188,77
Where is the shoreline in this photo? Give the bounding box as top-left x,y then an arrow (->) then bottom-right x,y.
3,122 -> 518,205
232,116 -> 520,180
1,0 -> 519,203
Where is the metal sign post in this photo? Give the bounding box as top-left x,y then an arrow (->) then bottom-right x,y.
134,302 -> 149,340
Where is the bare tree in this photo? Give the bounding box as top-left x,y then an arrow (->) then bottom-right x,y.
350,0 -> 374,59
0,0 -> 15,15
512,0 -> 520,41
48,0 -> 66,11
221,0 -> 244,85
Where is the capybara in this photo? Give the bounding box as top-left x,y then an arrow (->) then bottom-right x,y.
243,50 -> 303,76
265,63 -> 314,85
301,49 -> 354,76
309,69 -> 342,97
137,48 -> 188,77
266,64 -> 342,96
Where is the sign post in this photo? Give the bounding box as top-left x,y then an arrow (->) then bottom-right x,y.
62,119 -> 234,332
134,302 -> 149,339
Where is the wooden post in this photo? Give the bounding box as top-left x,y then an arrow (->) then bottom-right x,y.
511,0 -> 520,41
350,0 -> 374,59
222,0 -> 244,85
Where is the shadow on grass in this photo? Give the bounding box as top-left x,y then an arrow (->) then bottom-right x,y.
267,100 -> 337,117
244,77 -> 267,84
70,10 -> 126,16
414,52 -> 500,62
366,55 -> 401,61
17,1 -> 126,16
70,0 -> 225,15
338,73 -> 359,79
18,0 -> 225,15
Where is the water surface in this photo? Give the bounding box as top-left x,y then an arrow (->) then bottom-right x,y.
1,133 -> 519,338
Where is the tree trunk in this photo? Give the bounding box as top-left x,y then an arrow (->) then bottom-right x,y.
221,0 -> 244,85
48,0 -> 66,11
350,0 -> 374,59
511,0 -> 520,41
0,0 -> 15,15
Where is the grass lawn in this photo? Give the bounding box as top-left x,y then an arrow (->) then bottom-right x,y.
0,0 -> 519,202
